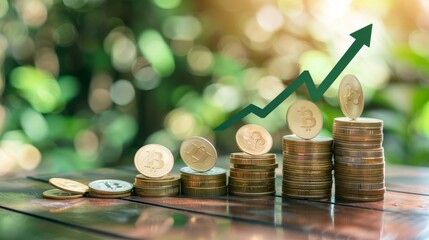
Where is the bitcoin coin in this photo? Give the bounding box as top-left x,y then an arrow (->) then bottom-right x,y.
334,117 -> 383,128
135,174 -> 175,180
286,100 -> 323,140
43,189 -> 83,200
235,124 -> 273,155
180,136 -> 217,172
338,74 -> 364,119
180,166 -> 226,178
230,157 -> 276,165
88,179 -> 133,195
230,153 -> 276,159
88,192 -> 132,199
135,144 -> 174,178
49,178 -> 89,194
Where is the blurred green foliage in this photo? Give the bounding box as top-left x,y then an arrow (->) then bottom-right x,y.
0,0 -> 429,176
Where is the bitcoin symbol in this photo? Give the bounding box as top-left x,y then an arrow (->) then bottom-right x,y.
186,143 -> 212,164
104,181 -> 122,190
244,131 -> 265,149
144,150 -> 165,171
298,106 -> 316,131
344,83 -> 360,105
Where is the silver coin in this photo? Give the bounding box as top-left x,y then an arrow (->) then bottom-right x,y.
88,179 -> 133,194
180,166 -> 226,176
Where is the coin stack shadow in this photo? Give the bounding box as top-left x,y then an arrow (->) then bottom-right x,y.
134,174 -> 181,197
180,167 -> 227,197
229,153 -> 278,196
333,117 -> 385,202
282,135 -> 333,199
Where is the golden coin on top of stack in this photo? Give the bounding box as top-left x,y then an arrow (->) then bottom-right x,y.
283,100 -> 333,199
179,136 -> 227,197
88,179 -> 133,198
334,74 -> 385,202
229,124 -> 277,196
282,135 -> 333,199
133,144 -> 179,197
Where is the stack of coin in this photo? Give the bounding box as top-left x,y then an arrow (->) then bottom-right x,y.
44,178 -> 88,200
282,135 -> 333,199
229,153 -> 277,196
333,117 -> 385,201
134,174 -> 180,197
134,144 -> 178,197
87,179 -> 133,198
180,167 -> 227,196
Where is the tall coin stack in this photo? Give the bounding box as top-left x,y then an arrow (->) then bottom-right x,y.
282,135 -> 333,199
134,144 -> 179,197
180,136 -> 227,197
229,124 -> 277,196
283,100 -> 330,199
229,153 -> 277,196
333,117 -> 385,201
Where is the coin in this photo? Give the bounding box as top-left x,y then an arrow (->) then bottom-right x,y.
229,168 -> 275,179
88,179 -> 133,195
229,191 -> 275,196
230,157 -> 276,165
233,163 -> 278,170
134,186 -> 180,197
42,189 -> 83,200
228,177 -> 275,187
334,117 -> 383,128
235,124 -> 273,155
286,100 -> 323,140
230,152 -> 276,159
181,186 -> 227,196
180,136 -> 217,172
134,175 -> 181,187
180,166 -> 226,178
229,185 -> 275,193
135,144 -> 174,178
135,174 -> 175,180
338,74 -> 364,119
49,178 -> 89,194
88,192 -> 132,199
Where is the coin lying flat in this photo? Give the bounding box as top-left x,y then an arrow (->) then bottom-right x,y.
338,74 -> 364,120
180,136 -> 217,172
49,178 -> 89,194
135,144 -> 174,178
88,179 -> 133,195
287,100 -> 323,140
235,124 -> 273,155
43,189 -> 83,200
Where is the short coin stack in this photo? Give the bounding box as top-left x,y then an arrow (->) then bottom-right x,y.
180,167 -> 227,196
282,135 -> 333,199
88,179 -> 133,198
134,174 -> 181,197
229,124 -> 277,196
44,178 -> 88,200
333,117 -> 385,201
134,144 -> 179,197
229,153 -> 277,196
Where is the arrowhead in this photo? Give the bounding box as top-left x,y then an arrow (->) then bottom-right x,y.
350,24 -> 372,47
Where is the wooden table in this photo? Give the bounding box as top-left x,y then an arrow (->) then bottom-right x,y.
1,163 -> 428,239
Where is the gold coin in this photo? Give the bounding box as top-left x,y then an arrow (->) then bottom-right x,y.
134,186 -> 180,197
230,158 -> 276,165
286,100 -> 323,140
334,147 -> 384,158
334,117 -> 383,128
335,182 -> 385,190
334,173 -> 384,182
180,136 -> 217,172
88,192 -> 131,199
335,162 -> 384,170
134,144 -> 174,178
283,175 -> 332,182
135,174 -> 175,180
181,186 -> 227,196
282,188 -> 331,198
228,177 -> 275,187
49,178 -> 89,194
134,175 -> 181,187
338,74 -> 364,119
335,193 -> 384,202
228,185 -> 275,193
229,191 -> 275,196
235,124 -> 273,155
182,179 -> 226,188
230,152 -> 276,159
42,189 -> 83,200
335,186 -> 385,196
334,156 -> 384,165
233,163 -> 278,170
229,168 -> 275,179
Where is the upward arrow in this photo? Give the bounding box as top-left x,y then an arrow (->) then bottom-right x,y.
214,24 -> 373,131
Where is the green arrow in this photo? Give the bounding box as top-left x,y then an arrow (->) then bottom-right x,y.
214,24 -> 372,131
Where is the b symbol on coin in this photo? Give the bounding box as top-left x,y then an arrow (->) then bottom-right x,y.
345,83 -> 361,105
298,106 -> 316,131
186,143 -> 213,164
144,150 -> 165,171
244,131 -> 265,149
